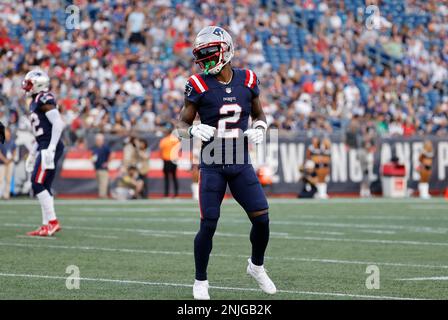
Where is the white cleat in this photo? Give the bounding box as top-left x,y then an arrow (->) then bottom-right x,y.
193,280 -> 210,300
246,258 -> 277,294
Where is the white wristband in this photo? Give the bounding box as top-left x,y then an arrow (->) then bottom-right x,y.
253,120 -> 267,131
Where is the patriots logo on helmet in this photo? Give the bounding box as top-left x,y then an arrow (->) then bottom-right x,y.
213,27 -> 224,37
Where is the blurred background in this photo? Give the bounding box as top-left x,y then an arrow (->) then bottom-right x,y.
0,0 -> 447,199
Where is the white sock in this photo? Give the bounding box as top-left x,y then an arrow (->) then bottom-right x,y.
40,205 -> 48,225
36,190 -> 57,223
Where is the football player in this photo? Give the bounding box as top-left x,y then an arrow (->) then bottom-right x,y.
22,70 -> 65,236
177,26 -> 276,300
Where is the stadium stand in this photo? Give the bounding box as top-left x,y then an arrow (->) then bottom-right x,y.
0,0 -> 446,143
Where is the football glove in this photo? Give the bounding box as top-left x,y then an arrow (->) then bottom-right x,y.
189,124 -> 216,142
244,120 -> 267,145
244,128 -> 264,144
41,144 -> 56,171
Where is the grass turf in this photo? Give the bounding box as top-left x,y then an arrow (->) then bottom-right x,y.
0,198 -> 447,300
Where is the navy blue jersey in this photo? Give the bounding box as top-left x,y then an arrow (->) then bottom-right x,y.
185,68 -> 260,166
29,92 -> 59,150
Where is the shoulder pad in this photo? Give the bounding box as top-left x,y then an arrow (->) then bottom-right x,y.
36,92 -> 56,105
188,74 -> 209,94
244,69 -> 258,89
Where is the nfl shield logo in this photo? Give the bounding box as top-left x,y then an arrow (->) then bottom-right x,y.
225,87 -> 232,94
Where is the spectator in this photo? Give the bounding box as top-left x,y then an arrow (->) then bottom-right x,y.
112,166 -> 144,200
123,135 -> 138,169
126,3 -> 146,45
0,128 -> 16,199
0,0 -> 446,148
136,99 -> 156,132
298,160 -> 318,198
135,138 -> 150,198
159,126 -> 180,197
91,133 -> 111,199
123,72 -> 144,97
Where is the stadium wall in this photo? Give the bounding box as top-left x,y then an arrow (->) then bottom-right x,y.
52,135 -> 448,197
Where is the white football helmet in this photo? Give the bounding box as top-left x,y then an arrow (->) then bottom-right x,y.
22,69 -> 50,95
192,26 -> 234,75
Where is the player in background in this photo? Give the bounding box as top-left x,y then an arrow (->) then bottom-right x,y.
22,70 -> 65,236
177,26 -> 276,300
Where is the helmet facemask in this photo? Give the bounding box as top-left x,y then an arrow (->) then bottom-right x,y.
193,42 -> 230,75
21,79 -> 34,96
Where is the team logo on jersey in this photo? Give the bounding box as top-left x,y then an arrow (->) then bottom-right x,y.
223,96 -> 236,102
185,83 -> 193,96
225,87 -> 232,94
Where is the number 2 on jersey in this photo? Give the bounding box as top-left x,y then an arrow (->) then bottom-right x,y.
217,104 -> 241,138
30,112 -> 44,137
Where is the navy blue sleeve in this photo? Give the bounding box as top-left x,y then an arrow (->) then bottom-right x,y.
250,72 -> 260,98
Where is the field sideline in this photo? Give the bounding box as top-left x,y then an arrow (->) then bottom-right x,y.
0,198 -> 447,300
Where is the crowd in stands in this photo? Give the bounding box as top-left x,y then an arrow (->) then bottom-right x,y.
0,0 -> 447,145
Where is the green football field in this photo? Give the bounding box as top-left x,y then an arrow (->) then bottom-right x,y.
0,198 -> 447,300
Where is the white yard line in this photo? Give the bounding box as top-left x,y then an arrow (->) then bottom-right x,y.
304,230 -> 346,236
16,235 -> 56,240
74,207 -> 200,212
408,205 -> 448,211
3,213 -> 446,235
138,233 -> 178,238
396,276 -> 448,281
0,272 -> 426,300
1,241 -> 448,270
84,235 -> 120,240
3,223 -> 448,246
5,208 -> 448,223
358,230 -> 397,235
1,198 -> 446,206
